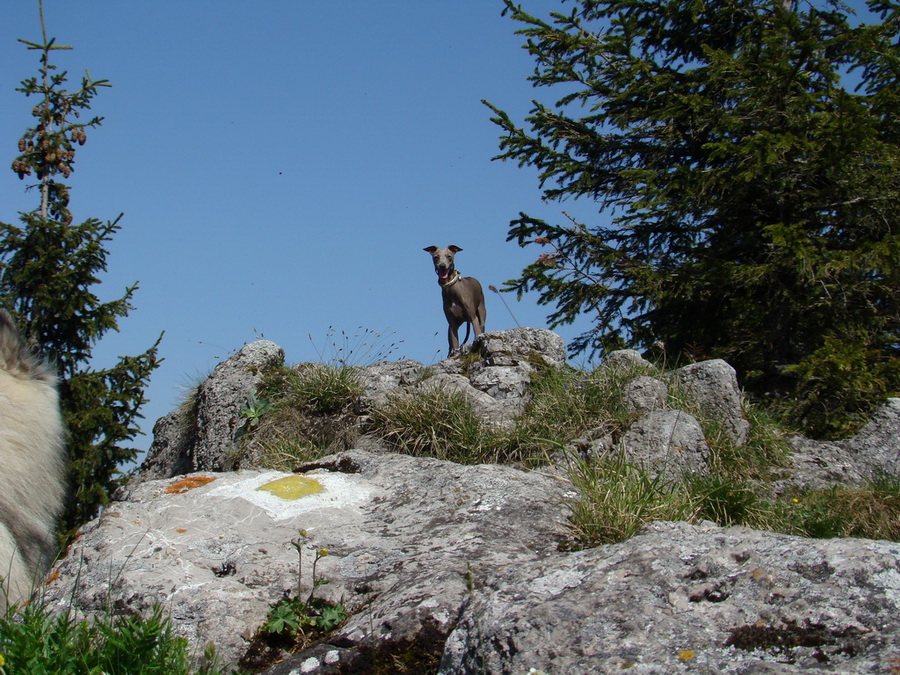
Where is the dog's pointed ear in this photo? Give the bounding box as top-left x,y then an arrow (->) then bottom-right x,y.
449,245 -> 463,253
424,246 -> 438,254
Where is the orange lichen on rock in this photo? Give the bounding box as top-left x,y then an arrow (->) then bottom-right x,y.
165,476 -> 217,494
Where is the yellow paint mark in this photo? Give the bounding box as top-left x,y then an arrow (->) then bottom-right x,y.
166,476 -> 216,494
257,475 -> 323,500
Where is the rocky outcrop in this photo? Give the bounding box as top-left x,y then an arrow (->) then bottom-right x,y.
619,409 -> 711,479
671,359 -> 750,446
43,450 -> 572,670
441,520 -> 900,674
139,328 -> 570,481
774,397 -> 900,495
139,341 -> 285,480
43,453 -> 900,674
139,328 -> 752,483
96,328 -> 900,673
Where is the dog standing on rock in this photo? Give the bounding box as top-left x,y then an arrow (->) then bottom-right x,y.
0,309 -> 67,609
424,245 -> 487,357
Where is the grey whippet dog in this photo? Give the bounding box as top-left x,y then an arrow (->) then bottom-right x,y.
424,245 -> 487,356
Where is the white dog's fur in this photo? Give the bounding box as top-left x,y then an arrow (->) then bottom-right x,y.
0,309 -> 67,608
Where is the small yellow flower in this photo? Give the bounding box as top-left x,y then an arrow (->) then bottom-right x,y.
0,652 -> 6,667
678,650 -> 695,662
318,548 -> 329,557
792,498 -> 800,503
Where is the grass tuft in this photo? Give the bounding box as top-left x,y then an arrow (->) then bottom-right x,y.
778,476 -> 900,541
564,449 -> 695,546
243,364 -> 363,470
370,387 -> 503,464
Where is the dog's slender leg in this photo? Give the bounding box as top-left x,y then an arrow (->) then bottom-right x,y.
448,322 -> 460,356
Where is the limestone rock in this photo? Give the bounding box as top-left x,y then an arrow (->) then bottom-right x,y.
621,375 -> 668,414
844,397 -> 900,479
357,328 -> 565,433
414,373 -> 522,427
775,398 -> 900,495
52,328 -> 900,674
619,410 -> 711,479
192,341 -> 285,472
473,327 -> 566,368
672,359 -> 750,447
441,520 -> 900,674
602,348 -> 653,371
138,403 -> 195,482
139,341 -> 285,480
44,450 -> 573,670
775,436 -> 865,496
353,359 -> 426,414
467,363 -> 533,401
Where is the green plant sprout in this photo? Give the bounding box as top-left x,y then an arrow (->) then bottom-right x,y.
240,392 -> 272,429
258,530 -> 348,643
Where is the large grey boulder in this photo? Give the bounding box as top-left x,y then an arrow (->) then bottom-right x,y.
671,359 -> 750,447
621,375 -> 668,415
44,448 -> 900,674
619,409 -> 711,479
43,450 -> 572,671
355,328 -> 566,434
473,327 -> 567,369
844,397 -> 900,479
441,520 -> 900,674
775,398 -> 900,495
139,341 -> 285,480
353,359 -> 426,414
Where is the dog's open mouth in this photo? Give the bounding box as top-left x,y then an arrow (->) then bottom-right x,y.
437,268 -> 451,280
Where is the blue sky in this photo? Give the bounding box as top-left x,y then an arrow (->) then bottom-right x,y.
2,1 -> 598,458
1,1 -> 877,461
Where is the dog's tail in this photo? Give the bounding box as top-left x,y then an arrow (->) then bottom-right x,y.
0,309 -> 55,384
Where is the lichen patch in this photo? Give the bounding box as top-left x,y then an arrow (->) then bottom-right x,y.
166,476 -> 217,494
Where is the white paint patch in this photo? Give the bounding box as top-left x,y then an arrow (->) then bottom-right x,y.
206,470 -> 372,520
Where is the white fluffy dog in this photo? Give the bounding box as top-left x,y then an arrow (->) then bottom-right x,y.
0,309 -> 67,609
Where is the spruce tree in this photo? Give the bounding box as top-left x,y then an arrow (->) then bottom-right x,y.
1,5 -> 162,529
488,0 -> 900,436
